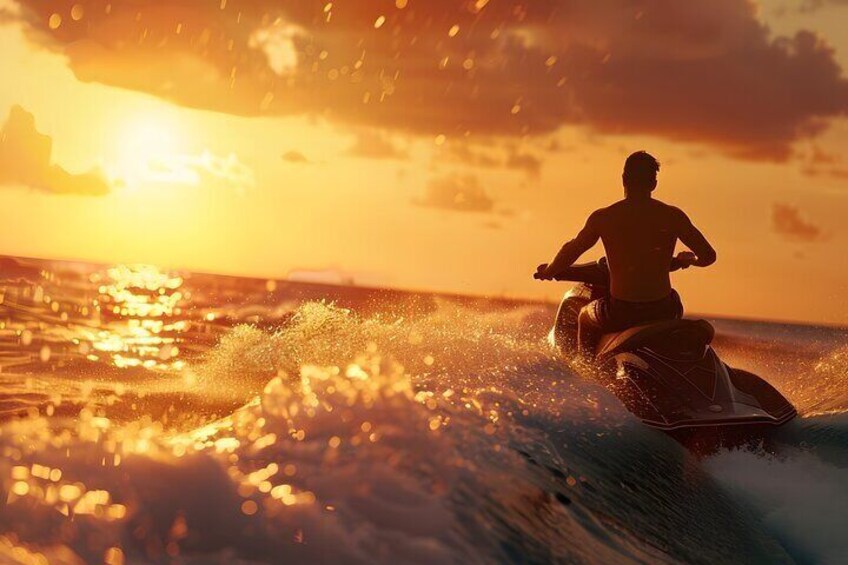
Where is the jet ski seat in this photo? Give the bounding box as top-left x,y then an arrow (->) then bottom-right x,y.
596,319 -> 715,359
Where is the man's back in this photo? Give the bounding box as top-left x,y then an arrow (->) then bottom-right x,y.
535,150 -> 716,355
594,198 -> 683,302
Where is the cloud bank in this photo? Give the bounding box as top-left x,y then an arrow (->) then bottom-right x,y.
11,0 -> 848,160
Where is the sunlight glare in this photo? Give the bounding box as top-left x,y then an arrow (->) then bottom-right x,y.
113,113 -> 186,185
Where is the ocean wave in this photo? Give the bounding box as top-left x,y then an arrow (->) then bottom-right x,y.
0,302 -> 844,563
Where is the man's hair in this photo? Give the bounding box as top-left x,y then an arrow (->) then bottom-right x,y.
623,151 -> 660,192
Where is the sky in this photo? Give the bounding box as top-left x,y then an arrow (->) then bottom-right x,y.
0,0 -> 846,325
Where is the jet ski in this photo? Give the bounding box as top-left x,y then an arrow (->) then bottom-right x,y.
542,258 -> 796,446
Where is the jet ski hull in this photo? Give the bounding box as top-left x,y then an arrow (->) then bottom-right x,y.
595,349 -> 796,432
551,285 -> 796,438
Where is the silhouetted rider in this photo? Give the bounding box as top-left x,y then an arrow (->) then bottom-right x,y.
535,151 -> 716,358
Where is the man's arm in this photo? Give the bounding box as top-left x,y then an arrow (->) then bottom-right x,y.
676,209 -> 716,267
536,212 -> 601,279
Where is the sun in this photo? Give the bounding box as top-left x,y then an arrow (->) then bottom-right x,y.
111,112 -> 187,185
124,119 -> 179,156
118,114 -> 181,163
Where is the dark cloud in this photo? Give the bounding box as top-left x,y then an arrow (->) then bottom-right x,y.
772,203 -> 827,242
345,130 -> 408,160
12,0 -> 848,159
441,142 -> 543,178
0,105 -> 110,195
281,150 -> 310,164
415,173 -> 494,213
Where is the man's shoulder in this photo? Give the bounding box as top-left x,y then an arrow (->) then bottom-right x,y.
652,199 -> 689,220
587,204 -> 615,225
594,199 -> 633,222
595,199 -> 627,215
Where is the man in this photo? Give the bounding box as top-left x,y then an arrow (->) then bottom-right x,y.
535,151 -> 716,358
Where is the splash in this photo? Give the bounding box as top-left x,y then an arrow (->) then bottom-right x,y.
0,309 -> 632,563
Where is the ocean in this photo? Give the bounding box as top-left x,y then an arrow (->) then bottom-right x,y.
0,256 -> 845,564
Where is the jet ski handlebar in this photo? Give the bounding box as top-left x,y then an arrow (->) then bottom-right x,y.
536,253 -> 691,285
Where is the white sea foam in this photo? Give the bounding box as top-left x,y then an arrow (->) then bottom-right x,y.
706,444 -> 848,564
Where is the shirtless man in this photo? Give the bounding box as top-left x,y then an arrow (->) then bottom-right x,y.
534,151 -> 717,357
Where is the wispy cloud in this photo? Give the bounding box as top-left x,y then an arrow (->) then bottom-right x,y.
144,151 -> 255,191
414,174 -> 494,213
440,142 -> 543,179
799,145 -> 848,180
772,203 -> 828,242
281,150 -> 311,164
345,130 -> 408,160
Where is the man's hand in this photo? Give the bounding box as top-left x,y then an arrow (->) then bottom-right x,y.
670,251 -> 697,272
534,263 -> 554,280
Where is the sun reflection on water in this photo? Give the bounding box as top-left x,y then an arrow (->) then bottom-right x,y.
86,265 -> 188,371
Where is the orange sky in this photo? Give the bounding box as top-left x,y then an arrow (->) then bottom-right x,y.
0,0 -> 847,325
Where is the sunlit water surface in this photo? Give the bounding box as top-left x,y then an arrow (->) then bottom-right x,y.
0,256 -> 846,564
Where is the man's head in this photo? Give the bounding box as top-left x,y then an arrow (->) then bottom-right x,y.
622,151 -> 660,196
